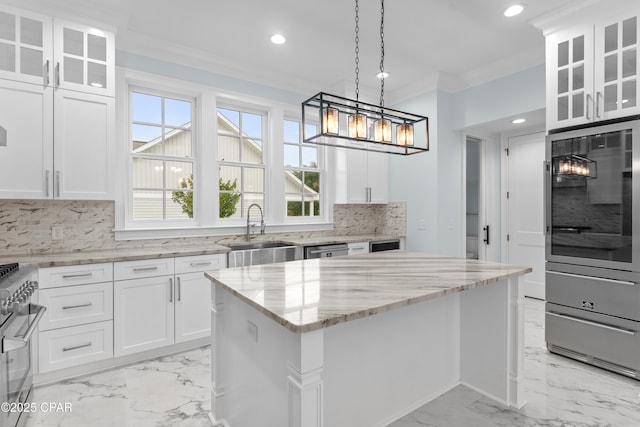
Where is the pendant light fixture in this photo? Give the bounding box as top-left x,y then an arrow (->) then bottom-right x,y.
302,0 -> 429,155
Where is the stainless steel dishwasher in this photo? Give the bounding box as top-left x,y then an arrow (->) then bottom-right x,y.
304,243 -> 349,259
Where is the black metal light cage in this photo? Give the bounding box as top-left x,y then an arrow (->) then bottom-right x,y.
301,92 -> 429,155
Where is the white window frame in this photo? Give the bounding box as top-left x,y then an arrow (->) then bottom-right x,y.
115,69 -> 333,240
216,101 -> 269,224
128,86 -> 197,225
283,116 -> 326,223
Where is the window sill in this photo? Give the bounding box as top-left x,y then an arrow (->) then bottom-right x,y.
115,222 -> 335,241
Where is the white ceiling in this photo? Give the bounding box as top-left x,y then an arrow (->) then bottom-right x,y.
11,0 -> 579,105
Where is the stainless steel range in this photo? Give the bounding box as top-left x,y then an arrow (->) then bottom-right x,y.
0,263 -> 46,427
545,118 -> 640,379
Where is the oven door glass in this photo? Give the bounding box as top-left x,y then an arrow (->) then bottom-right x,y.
2,310 -> 32,406
550,126 -> 633,264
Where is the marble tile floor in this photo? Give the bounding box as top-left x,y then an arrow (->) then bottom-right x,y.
389,298 -> 640,427
24,347 -> 211,427
24,298 -> 640,427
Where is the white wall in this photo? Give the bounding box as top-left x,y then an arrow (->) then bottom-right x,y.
390,65 -> 546,256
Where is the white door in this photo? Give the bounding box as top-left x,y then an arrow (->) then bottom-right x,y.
506,132 -> 546,299
174,272 -> 211,343
113,276 -> 174,356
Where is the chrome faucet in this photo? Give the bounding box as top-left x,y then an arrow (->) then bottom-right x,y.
246,203 -> 265,240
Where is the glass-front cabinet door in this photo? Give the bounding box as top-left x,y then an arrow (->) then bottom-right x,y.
547,26 -> 595,129
547,120 -> 640,271
0,7 -> 52,86
53,20 -> 114,96
595,15 -> 640,121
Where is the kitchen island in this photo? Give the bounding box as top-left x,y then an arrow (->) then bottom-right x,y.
205,251 -> 531,427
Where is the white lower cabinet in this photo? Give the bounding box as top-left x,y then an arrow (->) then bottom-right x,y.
113,275 -> 175,356
39,321 -> 113,373
38,263 -> 114,374
37,254 -> 226,376
113,254 -> 225,356
347,241 -> 370,255
175,272 -> 211,343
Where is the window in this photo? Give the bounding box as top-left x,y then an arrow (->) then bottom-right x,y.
284,119 -> 321,217
130,90 -> 194,221
217,107 -> 266,219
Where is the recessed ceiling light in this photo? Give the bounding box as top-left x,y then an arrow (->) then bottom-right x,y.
270,34 -> 286,45
512,118 -> 526,124
376,71 -> 389,79
503,4 -> 526,17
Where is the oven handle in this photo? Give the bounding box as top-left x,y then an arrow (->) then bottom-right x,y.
1,304 -> 47,353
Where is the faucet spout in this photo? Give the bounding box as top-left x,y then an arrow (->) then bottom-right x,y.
247,203 -> 265,241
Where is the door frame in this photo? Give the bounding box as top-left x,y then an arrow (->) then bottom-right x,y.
461,133 -> 499,261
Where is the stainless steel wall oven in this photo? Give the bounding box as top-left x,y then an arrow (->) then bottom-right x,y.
545,117 -> 640,379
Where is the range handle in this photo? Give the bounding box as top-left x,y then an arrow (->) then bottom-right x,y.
1,304 -> 47,353
547,270 -> 636,287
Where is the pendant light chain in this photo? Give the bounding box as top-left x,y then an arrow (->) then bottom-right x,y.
354,0 -> 360,103
379,0 -> 385,109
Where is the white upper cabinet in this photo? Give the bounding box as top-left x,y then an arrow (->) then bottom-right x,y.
0,79 -> 52,199
0,7 -> 52,86
54,20 -> 114,97
344,143 -> 389,204
0,5 -> 115,200
545,3 -> 640,129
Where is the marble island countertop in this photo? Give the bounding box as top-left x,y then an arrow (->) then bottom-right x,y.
205,251 -> 531,333
0,234 -> 402,268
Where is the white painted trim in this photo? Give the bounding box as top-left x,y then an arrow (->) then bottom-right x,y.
33,338 -> 209,386
116,67 -> 332,238
114,222 -> 334,241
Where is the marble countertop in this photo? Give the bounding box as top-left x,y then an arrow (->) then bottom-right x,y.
205,251 -> 531,333
0,245 -> 232,268
0,234 -> 403,268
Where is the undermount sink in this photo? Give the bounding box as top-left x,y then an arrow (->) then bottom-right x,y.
227,241 -> 303,268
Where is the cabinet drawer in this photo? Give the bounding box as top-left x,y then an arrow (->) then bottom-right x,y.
39,263 -> 113,289
114,258 -> 174,280
38,282 -> 113,331
546,305 -> 640,375
38,321 -> 113,373
347,242 -> 369,255
175,254 -> 226,274
546,270 -> 640,321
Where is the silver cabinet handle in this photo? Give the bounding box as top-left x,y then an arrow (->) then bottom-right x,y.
44,60 -> 50,85
596,91 -> 602,118
367,187 -> 372,202
62,342 -> 92,352
62,303 -> 92,310
55,62 -> 60,87
177,277 -> 181,301
62,272 -> 93,279
1,304 -> 46,353
56,170 -> 60,197
169,278 -> 173,303
586,93 -> 593,120
0,124 -> 6,147
45,170 -> 50,197
190,262 -> 212,267
133,266 -> 158,272
543,160 -> 550,235
547,270 -> 636,286
548,312 -> 636,336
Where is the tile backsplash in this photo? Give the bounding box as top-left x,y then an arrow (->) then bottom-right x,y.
0,200 -> 406,256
